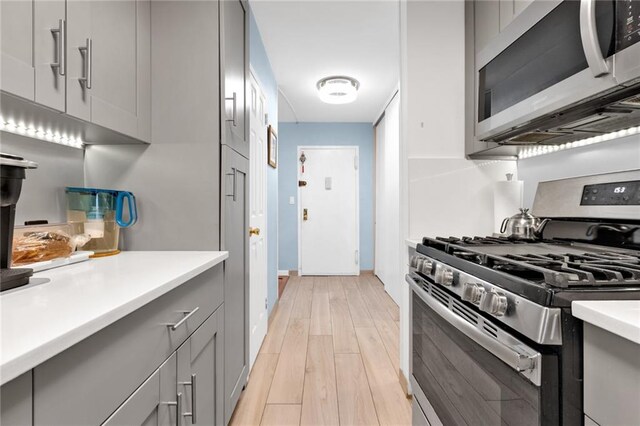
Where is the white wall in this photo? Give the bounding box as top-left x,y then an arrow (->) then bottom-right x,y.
398,0 -> 517,389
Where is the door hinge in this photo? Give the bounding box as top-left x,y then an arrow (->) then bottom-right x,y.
355,250 -> 359,265
265,298 -> 268,310
354,156 -> 358,170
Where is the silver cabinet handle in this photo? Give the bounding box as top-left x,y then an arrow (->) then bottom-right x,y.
165,392 -> 182,426
579,0 -> 610,77
78,38 -> 92,89
50,19 -> 65,75
225,92 -> 237,126
167,307 -> 200,331
179,374 -> 197,423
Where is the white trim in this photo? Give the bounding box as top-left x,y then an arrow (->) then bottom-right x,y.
374,87 -> 400,126
297,145 -> 360,276
278,270 -> 289,277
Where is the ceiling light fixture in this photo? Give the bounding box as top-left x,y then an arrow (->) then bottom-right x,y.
316,76 -> 360,104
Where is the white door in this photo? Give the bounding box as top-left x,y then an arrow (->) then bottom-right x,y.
375,93 -> 401,304
298,146 -> 359,275
249,72 -> 268,369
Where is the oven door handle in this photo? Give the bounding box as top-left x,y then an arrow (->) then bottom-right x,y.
407,275 -> 542,386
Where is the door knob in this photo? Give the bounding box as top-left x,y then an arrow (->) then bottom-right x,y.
249,227 -> 260,236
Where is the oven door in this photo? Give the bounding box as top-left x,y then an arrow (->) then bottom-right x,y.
407,273 -> 559,426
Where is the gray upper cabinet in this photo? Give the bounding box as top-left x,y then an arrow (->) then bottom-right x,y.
220,0 -> 249,158
66,0 -> 151,141
221,145 -> 249,424
34,0 -> 66,112
1,0 -> 35,100
0,371 -> 32,426
177,307 -> 224,426
103,354 -> 177,426
474,0 -> 499,54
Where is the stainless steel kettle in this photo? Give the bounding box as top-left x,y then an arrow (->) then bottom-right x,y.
500,208 -> 550,240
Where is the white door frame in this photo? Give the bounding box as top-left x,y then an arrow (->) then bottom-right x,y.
297,145 -> 360,276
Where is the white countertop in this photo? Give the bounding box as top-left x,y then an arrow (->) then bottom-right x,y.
572,300 -> 640,345
0,251 -> 228,385
406,238 -> 421,248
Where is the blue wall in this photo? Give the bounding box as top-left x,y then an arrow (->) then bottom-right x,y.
278,123 -> 375,272
249,9 -> 279,315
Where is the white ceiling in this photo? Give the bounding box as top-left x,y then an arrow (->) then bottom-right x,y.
250,1 -> 400,123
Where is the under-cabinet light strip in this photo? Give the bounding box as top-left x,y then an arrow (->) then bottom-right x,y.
0,116 -> 85,149
517,125 -> 640,160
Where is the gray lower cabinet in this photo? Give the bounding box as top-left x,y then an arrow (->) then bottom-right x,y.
221,145 -> 249,423
177,306 -> 224,426
0,0 -> 35,100
103,353 -> 177,426
33,264 -> 223,426
220,0 -> 249,158
0,371 -> 32,426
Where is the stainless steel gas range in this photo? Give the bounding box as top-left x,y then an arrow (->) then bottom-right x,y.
407,170 -> 640,426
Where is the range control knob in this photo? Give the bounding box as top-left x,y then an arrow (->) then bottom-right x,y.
479,289 -> 509,316
435,265 -> 454,286
461,283 -> 485,305
410,255 -> 418,268
420,259 -> 433,274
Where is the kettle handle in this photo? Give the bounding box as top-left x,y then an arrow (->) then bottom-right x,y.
116,191 -> 137,227
500,217 -> 509,234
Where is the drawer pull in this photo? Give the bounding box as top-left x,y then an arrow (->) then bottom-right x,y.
180,373 -> 197,423
168,307 -> 200,331
165,392 -> 182,426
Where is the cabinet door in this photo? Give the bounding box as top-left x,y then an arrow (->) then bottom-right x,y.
103,353 -> 177,426
474,0 -> 500,54
1,0 -> 35,100
499,0 -> 514,31
177,307 -> 224,426
34,0 -> 66,111
66,0 -> 151,140
221,145 -> 249,423
0,371 -> 32,426
220,0 -> 249,158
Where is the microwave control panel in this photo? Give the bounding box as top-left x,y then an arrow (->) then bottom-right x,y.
581,180 -> 640,206
618,0 -> 640,51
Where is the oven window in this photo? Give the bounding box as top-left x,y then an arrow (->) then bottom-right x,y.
412,294 -> 544,425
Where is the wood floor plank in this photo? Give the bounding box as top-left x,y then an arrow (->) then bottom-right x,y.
261,405 -> 301,426
261,297 -> 295,354
291,278 -> 314,319
267,318 -> 310,404
310,290 -> 332,335
330,298 -> 360,353
343,276 -> 374,327
230,353 -> 279,426
327,276 -> 346,301
281,276 -> 301,301
357,276 -> 393,322
369,276 -> 401,322
355,327 -> 411,426
335,354 -> 380,426
300,336 -> 339,426
374,318 -> 400,375
312,277 -> 329,294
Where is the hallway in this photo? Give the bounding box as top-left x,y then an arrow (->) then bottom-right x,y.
230,275 -> 411,425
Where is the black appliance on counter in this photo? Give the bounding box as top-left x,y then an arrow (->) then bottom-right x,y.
1,153 -> 38,291
408,170 -> 640,426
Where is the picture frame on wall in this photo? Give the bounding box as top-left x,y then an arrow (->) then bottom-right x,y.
268,125 -> 278,168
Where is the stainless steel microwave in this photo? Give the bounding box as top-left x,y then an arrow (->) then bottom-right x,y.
476,0 -> 640,146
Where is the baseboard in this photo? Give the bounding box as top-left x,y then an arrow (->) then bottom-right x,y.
399,368 -> 412,399
289,270 -> 299,276
278,270 -> 289,276
360,270 -> 374,276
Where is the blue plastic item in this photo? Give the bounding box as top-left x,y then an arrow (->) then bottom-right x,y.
65,187 -> 138,228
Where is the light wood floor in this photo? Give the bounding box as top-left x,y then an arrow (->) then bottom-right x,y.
230,275 -> 411,426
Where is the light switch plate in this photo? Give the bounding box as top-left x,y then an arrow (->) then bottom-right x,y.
325,177 -> 332,190
289,196 -> 295,205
